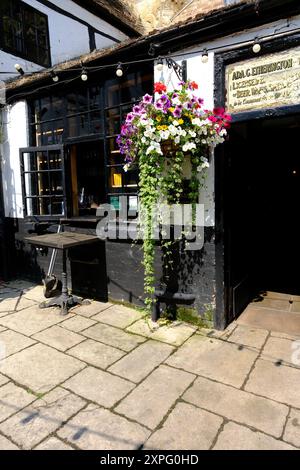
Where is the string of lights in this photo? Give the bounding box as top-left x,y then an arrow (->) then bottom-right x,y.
2,23 -> 300,104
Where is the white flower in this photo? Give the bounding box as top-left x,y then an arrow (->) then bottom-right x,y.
219,129 -> 227,137
178,129 -> 187,137
146,141 -> 163,155
189,130 -> 196,137
160,130 -> 170,140
124,163 -> 131,172
197,157 -> 210,172
168,125 -> 178,136
172,97 -> 181,106
144,127 -> 155,138
175,136 -> 180,144
192,118 -> 201,126
182,142 -> 197,152
141,136 -> 147,144
173,120 -> 180,126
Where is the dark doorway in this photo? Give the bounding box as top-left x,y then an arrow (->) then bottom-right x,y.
224,114 -> 300,322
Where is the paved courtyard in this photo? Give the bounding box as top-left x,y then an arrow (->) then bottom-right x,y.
0,281 -> 300,450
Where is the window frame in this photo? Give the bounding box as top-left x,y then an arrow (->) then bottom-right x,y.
20,145 -> 66,219
25,67 -> 153,220
0,0 -> 51,67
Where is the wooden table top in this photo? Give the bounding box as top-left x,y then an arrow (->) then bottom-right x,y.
25,232 -> 99,250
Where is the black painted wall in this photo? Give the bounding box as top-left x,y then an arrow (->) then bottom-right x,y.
8,219 -> 217,319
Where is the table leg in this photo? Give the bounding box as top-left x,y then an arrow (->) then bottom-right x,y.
39,248 -> 91,315
61,251 -> 69,316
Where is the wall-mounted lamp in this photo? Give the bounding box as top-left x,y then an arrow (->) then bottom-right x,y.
148,42 -> 161,57
15,64 -> 25,75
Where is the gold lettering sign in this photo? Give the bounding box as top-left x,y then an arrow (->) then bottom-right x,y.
225,48 -> 300,113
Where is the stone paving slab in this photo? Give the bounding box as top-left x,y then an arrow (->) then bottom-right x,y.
291,302 -> 300,313
166,335 -> 258,388
63,366 -> 134,407
108,340 -> 174,383
0,435 -> 19,450
22,285 -> 45,302
0,374 -> 10,387
253,298 -> 291,311
213,422 -> 296,450
0,330 -> 36,358
67,339 -> 125,369
238,306 -> 300,337
0,306 -> 66,336
127,319 -> 196,346
0,382 -> 36,423
271,331 -> 300,341
71,302 -> 113,318
144,402 -> 223,450
227,325 -> 269,349
83,323 -> 146,352
34,437 -> 73,450
261,336 -> 299,367
0,296 -> 37,316
245,359 -> 300,408
116,365 -> 195,429
60,316 -> 97,333
0,343 -> 85,394
33,326 -> 84,352
93,305 -> 144,329
183,376 -> 288,438
284,408 -> 300,448
0,387 -> 86,449
58,404 -> 150,450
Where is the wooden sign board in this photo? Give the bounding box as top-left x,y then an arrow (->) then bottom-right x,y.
225,48 -> 300,113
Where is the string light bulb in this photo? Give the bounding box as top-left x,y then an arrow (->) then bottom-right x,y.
253,38 -> 262,53
156,57 -> 164,72
81,68 -> 88,81
50,70 -> 59,83
201,49 -> 209,64
116,63 -> 124,77
15,64 -> 25,75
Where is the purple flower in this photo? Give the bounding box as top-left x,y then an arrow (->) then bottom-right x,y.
160,94 -> 168,103
173,107 -> 182,118
155,100 -> 164,110
178,81 -> 185,86
126,113 -> 134,123
172,93 -> 178,99
184,102 -> 192,110
143,94 -> 153,104
133,105 -> 142,114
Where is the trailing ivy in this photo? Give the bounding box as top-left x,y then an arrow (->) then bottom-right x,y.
117,81 -> 231,309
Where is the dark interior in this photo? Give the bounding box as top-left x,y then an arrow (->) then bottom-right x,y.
225,114 -> 300,319
73,141 -> 106,216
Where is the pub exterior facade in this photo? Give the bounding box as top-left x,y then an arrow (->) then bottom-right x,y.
1,0 -> 300,329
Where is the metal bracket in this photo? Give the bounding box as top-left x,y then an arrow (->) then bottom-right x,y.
166,58 -> 187,81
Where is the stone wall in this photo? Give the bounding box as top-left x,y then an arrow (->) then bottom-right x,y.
132,0 -> 231,31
